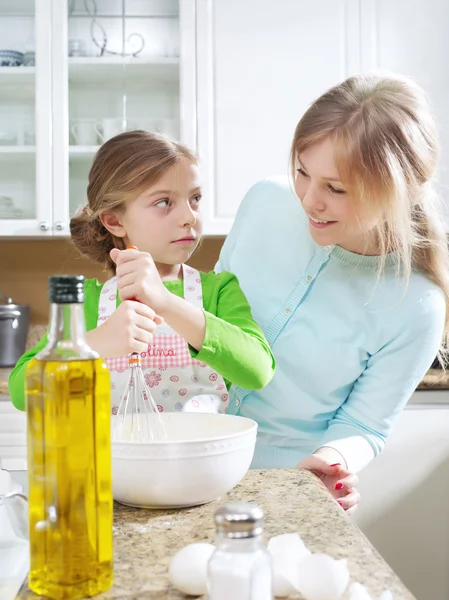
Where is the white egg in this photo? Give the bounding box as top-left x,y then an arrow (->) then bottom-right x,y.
349,582 -> 373,600
296,553 -> 350,600
169,542 -> 215,596
271,554 -> 299,597
268,533 -> 312,598
268,533 -> 311,561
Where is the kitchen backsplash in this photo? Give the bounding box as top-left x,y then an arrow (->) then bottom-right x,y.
0,238 -> 225,324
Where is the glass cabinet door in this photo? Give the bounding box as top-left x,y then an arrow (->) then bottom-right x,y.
52,0 -> 195,235
0,0 -> 52,236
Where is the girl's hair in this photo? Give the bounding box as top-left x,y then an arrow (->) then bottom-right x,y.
70,130 -> 197,272
291,72 -> 449,340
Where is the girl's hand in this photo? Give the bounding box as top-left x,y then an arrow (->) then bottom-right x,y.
296,454 -> 360,515
110,247 -> 170,313
86,300 -> 161,358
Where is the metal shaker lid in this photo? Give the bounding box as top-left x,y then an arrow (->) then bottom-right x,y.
214,502 -> 264,539
0,294 -> 23,315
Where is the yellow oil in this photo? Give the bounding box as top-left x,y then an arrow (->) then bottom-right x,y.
25,357 -> 113,600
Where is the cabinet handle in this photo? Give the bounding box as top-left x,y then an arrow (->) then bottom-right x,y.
39,221 -> 50,231
55,221 -> 65,232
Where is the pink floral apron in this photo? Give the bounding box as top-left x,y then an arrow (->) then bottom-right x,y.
97,264 -> 229,415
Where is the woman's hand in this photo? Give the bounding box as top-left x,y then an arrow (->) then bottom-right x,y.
110,247 -> 170,313
296,454 -> 360,515
86,300 -> 161,358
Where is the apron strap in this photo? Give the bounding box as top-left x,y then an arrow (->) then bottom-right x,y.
182,265 -> 204,309
97,276 -> 118,325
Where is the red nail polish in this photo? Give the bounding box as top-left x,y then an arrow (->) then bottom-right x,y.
335,483 -> 343,491
338,501 -> 343,507
330,463 -> 341,467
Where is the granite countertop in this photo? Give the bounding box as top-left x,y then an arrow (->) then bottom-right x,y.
17,469 -> 414,600
416,368 -> 449,390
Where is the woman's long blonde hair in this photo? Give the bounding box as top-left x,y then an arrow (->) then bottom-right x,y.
291,73 -> 449,339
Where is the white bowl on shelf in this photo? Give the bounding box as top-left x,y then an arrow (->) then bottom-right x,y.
0,50 -> 23,67
111,412 -> 257,509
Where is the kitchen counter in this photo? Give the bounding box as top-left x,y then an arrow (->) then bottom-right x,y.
416,368 -> 449,390
0,367 -> 11,396
17,469 -> 415,600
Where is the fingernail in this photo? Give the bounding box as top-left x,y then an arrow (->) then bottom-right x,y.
335,483 -> 343,491
338,501 -> 343,507
330,463 -> 341,467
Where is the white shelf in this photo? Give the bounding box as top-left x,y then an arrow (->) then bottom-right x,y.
0,67 -> 35,84
68,57 -> 179,85
0,146 -> 35,154
69,145 -> 99,157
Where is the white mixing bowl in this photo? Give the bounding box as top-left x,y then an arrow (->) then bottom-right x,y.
111,412 -> 257,508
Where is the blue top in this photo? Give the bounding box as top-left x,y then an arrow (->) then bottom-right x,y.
215,177 -> 446,471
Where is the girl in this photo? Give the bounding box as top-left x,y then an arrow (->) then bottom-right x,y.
216,73 -> 449,513
9,131 -> 276,418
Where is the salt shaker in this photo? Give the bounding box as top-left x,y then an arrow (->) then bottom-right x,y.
207,502 -> 273,600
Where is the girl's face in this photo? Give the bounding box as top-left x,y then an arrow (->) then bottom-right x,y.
105,160 -> 203,268
295,137 -> 381,255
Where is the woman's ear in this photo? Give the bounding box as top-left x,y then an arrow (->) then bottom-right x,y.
100,211 -> 126,238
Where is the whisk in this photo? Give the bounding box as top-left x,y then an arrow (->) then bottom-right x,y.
111,245 -> 167,442
112,351 -> 167,441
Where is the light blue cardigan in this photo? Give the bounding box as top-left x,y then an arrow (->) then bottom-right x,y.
216,177 -> 445,471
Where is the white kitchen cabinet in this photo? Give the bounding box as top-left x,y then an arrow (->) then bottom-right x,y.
0,0 -> 196,237
196,0 -> 449,233
0,397 -> 27,472
355,394 -> 449,600
1,0 -> 448,236
359,0 -> 449,225
0,0 -> 52,236
196,0 -> 361,234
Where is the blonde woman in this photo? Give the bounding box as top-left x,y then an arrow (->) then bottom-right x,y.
216,73 -> 449,514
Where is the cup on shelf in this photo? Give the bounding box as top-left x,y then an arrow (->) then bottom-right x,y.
136,119 -> 180,140
0,196 -> 23,219
68,39 -> 87,57
16,120 -> 35,146
95,118 -> 137,142
71,120 -> 99,146
23,51 -> 35,66
155,118 -> 180,140
24,128 -> 35,146
0,130 -> 17,146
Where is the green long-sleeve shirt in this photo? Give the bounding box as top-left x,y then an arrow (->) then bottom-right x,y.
9,270 -> 276,411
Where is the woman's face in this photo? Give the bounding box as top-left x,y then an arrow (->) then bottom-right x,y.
295,137 -> 381,255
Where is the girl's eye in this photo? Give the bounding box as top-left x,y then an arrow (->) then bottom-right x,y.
296,167 -> 309,177
191,195 -> 202,206
155,199 -> 170,208
328,184 -> 346,195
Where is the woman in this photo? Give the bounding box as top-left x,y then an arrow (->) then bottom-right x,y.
216,73 -> 449,514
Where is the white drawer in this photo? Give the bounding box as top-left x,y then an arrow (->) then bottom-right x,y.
0,399 -> 27,471
0,413 -> 26,434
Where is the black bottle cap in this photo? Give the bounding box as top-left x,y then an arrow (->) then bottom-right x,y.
49,275 -> 85,304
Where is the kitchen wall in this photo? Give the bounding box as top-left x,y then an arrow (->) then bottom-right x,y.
0,237 -> 225,324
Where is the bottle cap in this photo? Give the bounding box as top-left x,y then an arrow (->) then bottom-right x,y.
214,503 -> 264,539
49,275 -> 84,304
